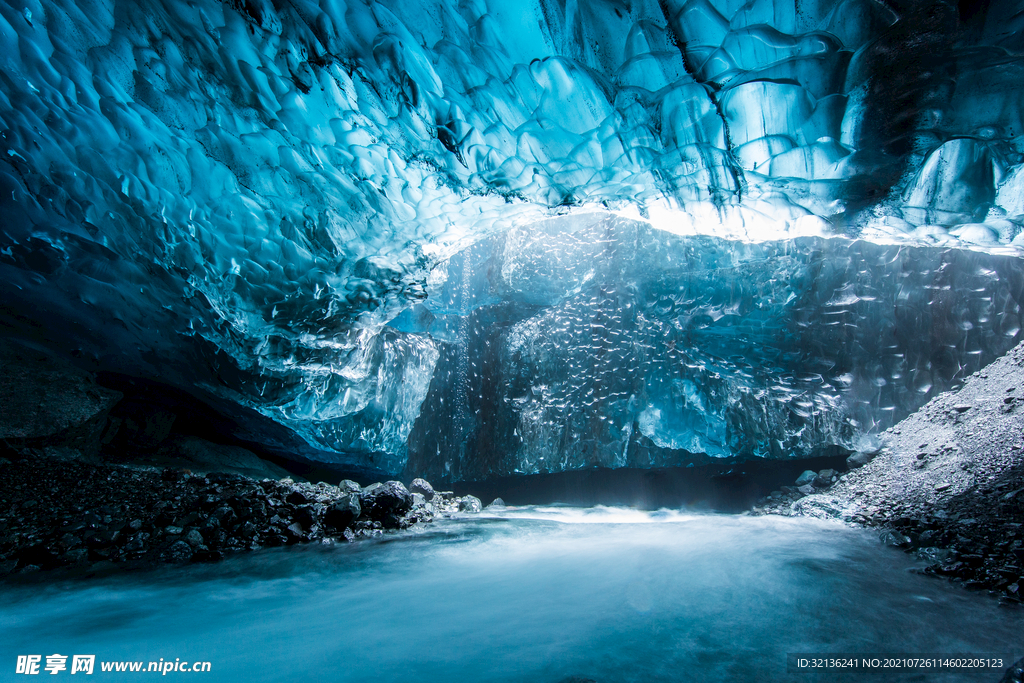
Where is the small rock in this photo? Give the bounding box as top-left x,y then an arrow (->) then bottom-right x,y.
59,533 -> 81,549
458,495 -> 482,513
64,549 -> 89,566
953,404 -> 971,412
164,540 -> 194,563
86,529 -> 120,548
812,469 -> 836,488
879,530 -> 912,548
847,451 -> 877,468
797,485 -> 814,495
996,567 -> 1021,581
916,547 -> 952,564
934,483 -> 952,492
338,480 -> 361,495
210,507 -> 237,526
184,529 -> 204,548
124,533 -> 150,553
795,470 -> 817,486
486,497 -> 506,509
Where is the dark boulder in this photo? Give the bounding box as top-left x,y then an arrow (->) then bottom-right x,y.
324,494 -> 361,529
183,529 -> 205,548
286,490 -> 310,505
359,481 -> 413,521
293,505 -> 318,529
813,469 -> 837,488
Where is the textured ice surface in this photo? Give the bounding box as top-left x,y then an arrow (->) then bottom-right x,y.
401,213 -> 1024,481
1,0 -> 1024,476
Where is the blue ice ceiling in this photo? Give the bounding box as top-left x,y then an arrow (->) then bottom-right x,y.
2,0 -> 1024,480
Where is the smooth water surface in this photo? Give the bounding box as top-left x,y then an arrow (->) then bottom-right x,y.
0,509 -> 1020,682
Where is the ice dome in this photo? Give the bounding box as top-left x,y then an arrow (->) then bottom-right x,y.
2,0 -> 1024,480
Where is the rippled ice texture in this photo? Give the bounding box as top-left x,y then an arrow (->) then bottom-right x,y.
3,0 -> 1024,473
0,511 -> 1019,682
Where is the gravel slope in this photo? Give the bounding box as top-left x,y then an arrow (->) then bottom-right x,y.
782,341 -> 1024,603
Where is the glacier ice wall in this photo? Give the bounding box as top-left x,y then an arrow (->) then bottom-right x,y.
400,213 -> 1024,482
1,0 -> 1024,476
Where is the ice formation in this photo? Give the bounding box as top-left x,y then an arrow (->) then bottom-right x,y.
400,213 -> 1024,481
1,0 -> 1024,478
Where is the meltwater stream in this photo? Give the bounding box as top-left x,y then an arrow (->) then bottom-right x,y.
1,510 -> 1020,683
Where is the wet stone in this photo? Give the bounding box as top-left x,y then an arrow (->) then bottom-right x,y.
409,478 -> 435,500
795,470 -> 817,487
324,494 -> 361,529
184,529 -> 204,548
163,540 -> 193,563
359,481 -> 413,521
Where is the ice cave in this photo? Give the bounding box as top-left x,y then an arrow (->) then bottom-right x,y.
1,0 -> 1023,680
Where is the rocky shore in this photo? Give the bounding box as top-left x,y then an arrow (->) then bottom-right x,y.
0,338 -> 496,576
0,451 -> 485,575
752,341 -> 1024,606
